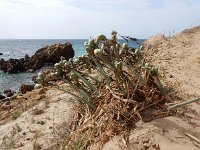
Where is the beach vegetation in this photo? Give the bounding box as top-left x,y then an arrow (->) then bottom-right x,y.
36,31 -> 173,149
11,111 -> 22,120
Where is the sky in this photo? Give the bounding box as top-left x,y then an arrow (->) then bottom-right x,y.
0,0 -> 200,39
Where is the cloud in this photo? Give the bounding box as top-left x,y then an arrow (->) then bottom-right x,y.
61,0 -> 161,12
0,0 -> 200,39
1,0 -> 62,8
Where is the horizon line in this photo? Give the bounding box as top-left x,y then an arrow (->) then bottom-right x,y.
0,38 -> 146,40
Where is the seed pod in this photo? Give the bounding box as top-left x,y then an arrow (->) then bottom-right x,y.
50,72 -> 56,77
150,67 -> 159,76
60,56 -> 65,62
135,48 -> 141,55
73,58 -> 79,64
94,35 -> 107,45
51,72 -> 60,79
36,77 -> 43,84
122,43 -> 128,50
54,63 -> 61,69
69,58 -> 73,64
144,63 -> 150,68
62,60 -> 67,64
88,39 -> 95,48
139,45 -> 144,51
84,41 -> 88,47
70,72 -> 78,81
34,84 -> 42,89
101,44 -> 105,50
64,62 -> 70,67
115,61 -> 122,71
38,72 -> 43,77
111,34 -> 117,42
86,46 -> 92,52
111,46 -> 115,51
94,49 -> 103,58
38,72 -> 44,80
111,31 -> 117,35
86,46 -> 94,56
54,71 -> 60,77
119,49 -> 123,55
116,44 -> 120,51
59,61 -> 65,66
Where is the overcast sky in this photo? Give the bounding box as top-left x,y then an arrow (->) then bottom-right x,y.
0,0 -> 200,39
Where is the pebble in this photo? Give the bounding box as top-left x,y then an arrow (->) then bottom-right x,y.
37,88 -> 45,95
36,94 -> 46,100
37,121 -> 45,125
1,103 -> 11,110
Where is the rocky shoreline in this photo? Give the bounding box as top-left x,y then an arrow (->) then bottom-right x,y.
0,42 -> 74,73
0,42 -> 75,100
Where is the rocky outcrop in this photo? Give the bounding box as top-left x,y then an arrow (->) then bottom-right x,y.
3,89 -> 14,97
0,94 -> 6,100
19,84 -> 35,94
0,42 -> 74,73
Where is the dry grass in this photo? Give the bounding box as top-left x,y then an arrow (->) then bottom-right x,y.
63,82 -> 171,149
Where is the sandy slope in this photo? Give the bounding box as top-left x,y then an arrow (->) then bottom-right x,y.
98,116 -> 200,150
98,26 -> 200,150
144,26 -> 200,98
0,88 -> 76,150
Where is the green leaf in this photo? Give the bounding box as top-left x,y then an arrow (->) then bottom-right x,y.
72,70 -> 99,96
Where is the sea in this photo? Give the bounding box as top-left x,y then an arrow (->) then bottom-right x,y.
0,39 -> 145,93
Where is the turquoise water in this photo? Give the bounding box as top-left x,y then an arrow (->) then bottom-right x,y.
0,39 -> 86,60
0,39 -> 144,93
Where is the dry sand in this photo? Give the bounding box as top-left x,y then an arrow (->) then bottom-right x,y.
144,26 -> 200,98
0,86 -> 77,150
0,26 -> 200,150
95,26 -> 200,150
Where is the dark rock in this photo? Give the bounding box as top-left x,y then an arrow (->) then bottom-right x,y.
3,89 -> 14,97
32,76 -> 37,82
37,121 -> 45,125
19,84 -> 35,94
4,101 -> 10,105
0,94 -> 6,100
0,53 -> 3,55
37,88 -> 45,95
0,42 -> 74,73
0,98 -> 10,103
1,103 -> 11,110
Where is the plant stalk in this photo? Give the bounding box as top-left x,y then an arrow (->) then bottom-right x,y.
170,97 -> 200,109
